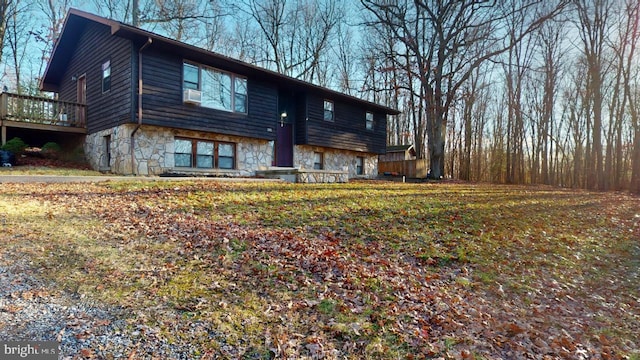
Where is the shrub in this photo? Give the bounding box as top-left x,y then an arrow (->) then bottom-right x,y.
1,137 -> 28,154
41,142 -> 62,158
41,142 -> 62,152
67,146 -> 86,163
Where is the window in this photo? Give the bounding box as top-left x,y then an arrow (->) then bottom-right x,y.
102,60 -> 111,93
175,139 -> 193,167
196,141 -> 214,168
103,135 -> 111,168
234,77 -> 248,113
174,138 -> 236,169
183,62 -> 247,113
183,63 -> 199,90
313,152 -> 324,170
356,156 -> 364,175
218,143 -> 235,169
366,112 -> 374,130
323,100 -> 334,122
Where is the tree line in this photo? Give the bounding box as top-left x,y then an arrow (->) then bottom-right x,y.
1,0 -> 639,193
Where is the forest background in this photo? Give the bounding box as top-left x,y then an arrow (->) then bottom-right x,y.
1,0 -> 639,193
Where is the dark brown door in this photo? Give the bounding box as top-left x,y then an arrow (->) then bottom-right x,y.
76,75 -> 87,125
276,123 -> 293,167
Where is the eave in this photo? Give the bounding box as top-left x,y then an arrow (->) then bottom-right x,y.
40,8 -> 401,116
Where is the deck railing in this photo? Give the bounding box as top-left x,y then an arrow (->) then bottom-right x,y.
0,92 -> 86,128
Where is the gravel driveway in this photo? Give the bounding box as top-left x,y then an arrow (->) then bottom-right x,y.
0,256 -> 203,359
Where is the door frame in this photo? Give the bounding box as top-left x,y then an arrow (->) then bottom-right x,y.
76,74 -> 87,125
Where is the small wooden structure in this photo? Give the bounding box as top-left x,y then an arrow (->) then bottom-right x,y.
0,92 -> 86,145
379,144 -> 417,162
379,145 -> 428,178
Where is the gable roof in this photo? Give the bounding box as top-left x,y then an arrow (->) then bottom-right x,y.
41,8 -> 400,115
386,144 -> 415,153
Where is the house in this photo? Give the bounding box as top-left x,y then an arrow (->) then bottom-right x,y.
39,9 -> 400,182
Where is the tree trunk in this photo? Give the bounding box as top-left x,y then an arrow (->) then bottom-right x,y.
0,0 -> 13,65
631,129 -> 640,193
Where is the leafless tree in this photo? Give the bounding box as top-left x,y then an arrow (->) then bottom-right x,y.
361,0 -> 567,179
91,0 -> 132,22
573,0 -> 611,190
5,0 -> 32,93
617,0 -> 640,193
0,0 -> 14,66
535,18 -> 565,185
223,0 -> 343,84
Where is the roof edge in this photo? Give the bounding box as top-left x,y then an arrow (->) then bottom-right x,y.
40,8 -> 119,92
41,9 -> 401,115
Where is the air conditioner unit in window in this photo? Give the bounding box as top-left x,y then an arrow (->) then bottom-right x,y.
183,89 -> 202,104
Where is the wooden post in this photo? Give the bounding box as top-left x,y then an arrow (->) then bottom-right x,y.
0,93 -> 6,146
0,93 -> 7,120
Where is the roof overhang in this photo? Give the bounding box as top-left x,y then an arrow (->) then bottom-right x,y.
40,9 -> 117,92
40,8 -> 401,115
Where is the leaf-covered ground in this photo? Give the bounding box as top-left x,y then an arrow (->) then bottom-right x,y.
0,180 -> 638,359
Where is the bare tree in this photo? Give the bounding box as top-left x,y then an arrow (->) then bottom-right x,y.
617,1 -> 640,193
332,17 -> 355,95
0,0 -> 13,66
25,0 -> 75,90
361,0 -> 567,179
573,0 -> 610,190
502,2 -> 538,184
536,18 -> 565,185
92,0 -> 132,22
5,0 -> 31,93
224,0 -> 343,83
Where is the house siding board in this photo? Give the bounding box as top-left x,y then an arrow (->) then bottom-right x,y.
140,49 -> 277,141
58,21 -> 133,134
304,94 -> 387,154
294,95 -> 307,144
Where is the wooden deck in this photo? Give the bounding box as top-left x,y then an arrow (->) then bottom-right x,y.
0,92 -> 86,145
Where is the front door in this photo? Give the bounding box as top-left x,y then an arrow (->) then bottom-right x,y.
276,123 -> 293,167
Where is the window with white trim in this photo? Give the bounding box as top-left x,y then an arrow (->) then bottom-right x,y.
365,112 -> 374,130
183,62 -> 247,113
102,60 -> 111,93
174,138 -> 236,169
323,100 -> 334,122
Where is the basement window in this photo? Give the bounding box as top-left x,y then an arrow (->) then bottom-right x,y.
313,152 -> 324,170
356,156 -> 364,175
175,138 -> 236,169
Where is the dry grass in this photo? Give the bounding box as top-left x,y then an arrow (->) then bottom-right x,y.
1,181 -> 638,359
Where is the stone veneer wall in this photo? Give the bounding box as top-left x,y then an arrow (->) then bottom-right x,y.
85,124 -> 274,176
294,145 -> 378,180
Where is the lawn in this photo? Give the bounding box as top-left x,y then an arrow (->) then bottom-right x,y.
0,180 -> 638,359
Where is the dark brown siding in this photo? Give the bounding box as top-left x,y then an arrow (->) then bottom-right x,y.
294,95 -> 307,145
140,49 -> 277,140
303,94 -> 387,154
58,21 -> 134,134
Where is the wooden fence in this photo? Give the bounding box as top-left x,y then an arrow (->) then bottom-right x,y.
378,159 -> 428,178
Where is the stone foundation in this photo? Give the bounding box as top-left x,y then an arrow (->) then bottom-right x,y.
297,170 -> 349,183
85,124 -> 274,176
294,145 -> 378,179
85,125 -> 378,182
